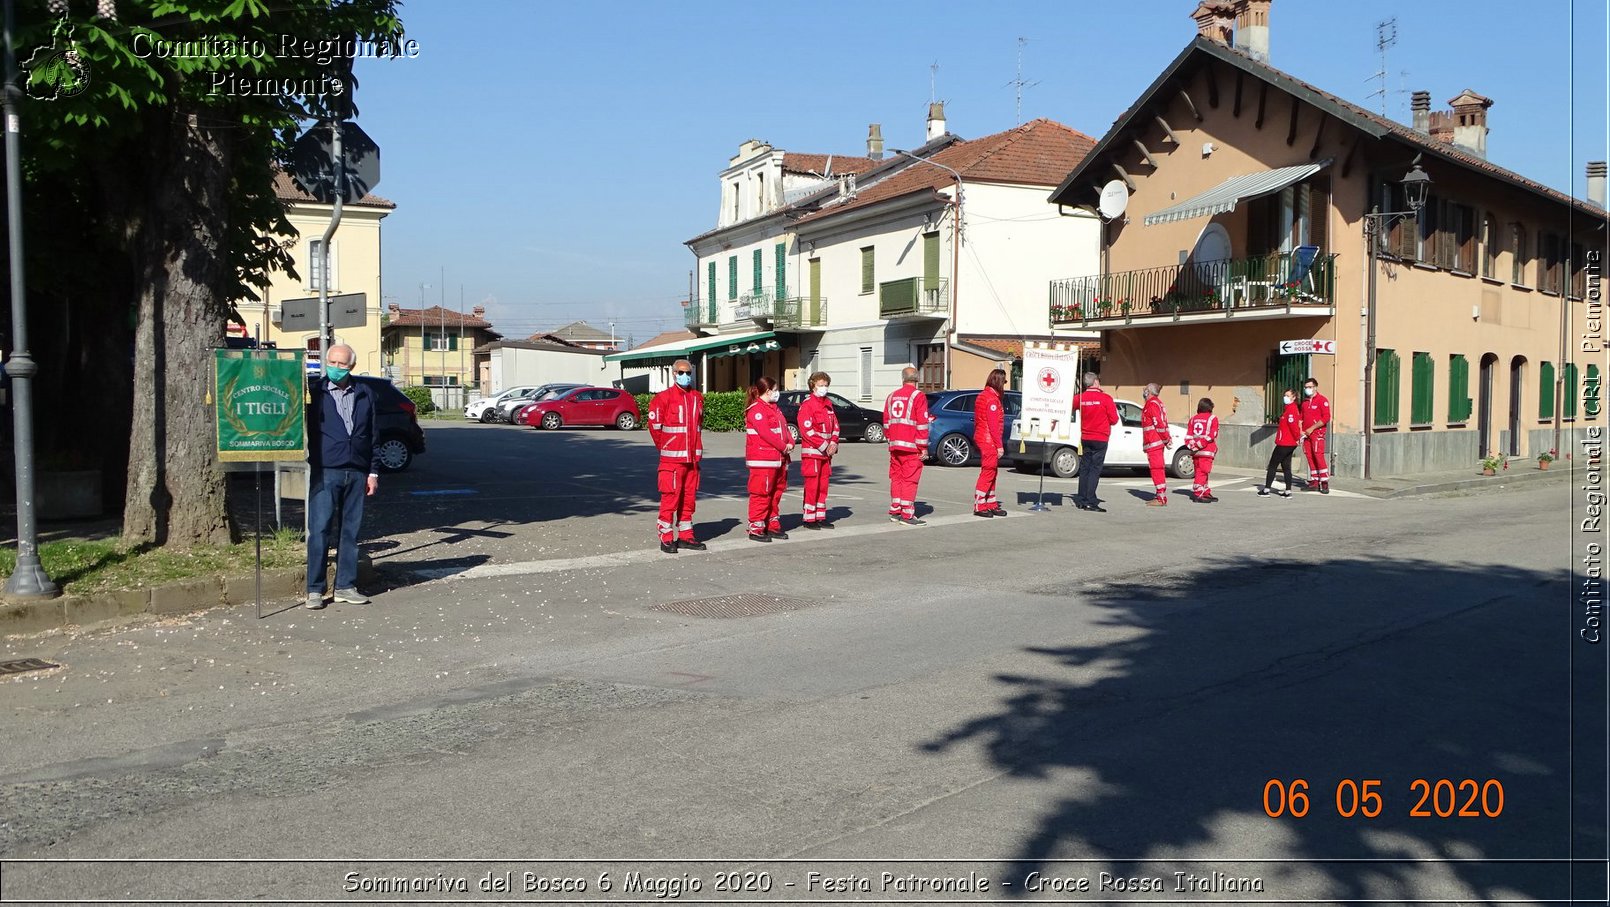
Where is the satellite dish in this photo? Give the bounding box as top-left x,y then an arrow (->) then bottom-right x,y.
1098,180 -> 1129,220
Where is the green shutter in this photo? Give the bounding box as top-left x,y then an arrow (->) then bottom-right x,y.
775,243 -> 787,301
1565,363 -> 1579,419
1265,353 -> 1309,422
1374,349 -> 1400,427
752,248 -> 763,295
707,261 -> 716,308
1411,352 -> 1434,425
448,333 -> 458,352
728,256 -> 737,300
923,232 -> 941,286
1448,355 -> 1472,423
1539,361 -> 1555,420
860,247 -> 875,294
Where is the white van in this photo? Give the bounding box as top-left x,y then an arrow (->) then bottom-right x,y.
1007,398 -> 1195,479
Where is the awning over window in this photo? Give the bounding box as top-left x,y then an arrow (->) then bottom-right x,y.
1143,160 -> 1330,226
603,330 -> 779,364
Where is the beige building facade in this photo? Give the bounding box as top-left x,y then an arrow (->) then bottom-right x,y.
1048,14 -> 1606,477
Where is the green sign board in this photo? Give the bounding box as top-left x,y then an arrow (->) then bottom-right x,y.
214,350 -> 307,462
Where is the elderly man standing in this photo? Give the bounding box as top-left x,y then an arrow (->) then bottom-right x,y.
305,343 -> 380,610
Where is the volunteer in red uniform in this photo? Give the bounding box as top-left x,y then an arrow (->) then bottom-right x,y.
1300,377 -> 1332,494
744,376 -> 792,542
1260,387 -> 1302,497
1140,382 -> 1172,507
884,366 -> 934,525
1185,398 -> 1220,503
973,369 -> 1008,517
796,371 -> 840,529
647,359 -> 706,554
1072,372 -> 1120,513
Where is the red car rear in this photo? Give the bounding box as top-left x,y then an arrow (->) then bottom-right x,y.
521,386 -> 641,430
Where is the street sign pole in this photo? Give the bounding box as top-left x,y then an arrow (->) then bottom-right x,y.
317,120 -> 344,369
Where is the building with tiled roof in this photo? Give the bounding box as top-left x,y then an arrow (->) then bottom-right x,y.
241,170 -> 395,379
1044,1 -> 1607,478
548,321 -> 619,350
654,105 -> 1103,401
381,303 -> 501,393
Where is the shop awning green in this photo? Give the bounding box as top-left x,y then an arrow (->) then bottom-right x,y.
604,331 -> 779,364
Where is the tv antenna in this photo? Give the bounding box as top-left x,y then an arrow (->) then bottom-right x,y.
929,60 -> 939,104
1365,18 -> 1410,118
1005,37 -> 1040,124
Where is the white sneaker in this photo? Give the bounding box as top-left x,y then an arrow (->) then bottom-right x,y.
304,593 -> 327,610
333,589 -> 370,604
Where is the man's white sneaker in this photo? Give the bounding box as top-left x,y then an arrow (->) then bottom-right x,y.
333,589 -> 370,604
304,593 -> 327,610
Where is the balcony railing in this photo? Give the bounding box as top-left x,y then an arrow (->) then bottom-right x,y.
774,297 -> 828,330
879,277 -> 949,319
734,291 -> 779,321
686,300 -> 719,328
1048,251 -> 1338,326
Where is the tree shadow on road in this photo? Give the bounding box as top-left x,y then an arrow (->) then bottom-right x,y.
921,555 -> 1597,902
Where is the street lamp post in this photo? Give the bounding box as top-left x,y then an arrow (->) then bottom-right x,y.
1361,160 -> 1431,480
2,0 -> 56,598
891,148 -> 963,390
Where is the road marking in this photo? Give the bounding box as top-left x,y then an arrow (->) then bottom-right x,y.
409,488 -> 479,496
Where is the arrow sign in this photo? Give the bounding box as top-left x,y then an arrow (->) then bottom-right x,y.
1279,339 -> 1336,355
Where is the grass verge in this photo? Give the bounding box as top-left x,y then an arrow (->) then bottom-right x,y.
0,529 -> 305,595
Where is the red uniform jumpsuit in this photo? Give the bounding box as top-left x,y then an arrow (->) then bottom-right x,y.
1185,412 -> 1220,500
1301,392 -> 1332,490
796,392 -> 840,525
647,385 -> 704,544
1141,395 -> 1171,503
884,384 -> 933,520
744,399 -> 790,535
973,385 -> 1005,513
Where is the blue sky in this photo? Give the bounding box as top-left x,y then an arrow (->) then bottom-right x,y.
351,1 -> 1608,346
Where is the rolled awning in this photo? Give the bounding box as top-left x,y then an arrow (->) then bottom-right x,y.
1143,160 -> 1330,226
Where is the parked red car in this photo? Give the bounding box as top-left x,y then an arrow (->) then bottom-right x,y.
520,386 -> 641,430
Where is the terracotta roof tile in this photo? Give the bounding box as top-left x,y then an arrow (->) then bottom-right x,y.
385,305 -> 494,330
273,169 -> 395,209
550,321 -> 615,341
781,153 -> 879,176
634,329 -> 698,350
796,120 -> 1097,226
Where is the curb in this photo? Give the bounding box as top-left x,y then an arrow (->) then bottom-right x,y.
0,556 -> 376,637
1375,466 -> 1571,499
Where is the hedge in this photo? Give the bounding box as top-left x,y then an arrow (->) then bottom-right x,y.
633,390 -> 749,431
401,386 -> 436,415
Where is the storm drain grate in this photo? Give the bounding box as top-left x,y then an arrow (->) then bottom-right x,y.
651,593 -> 818,619
0,658 -> 59,677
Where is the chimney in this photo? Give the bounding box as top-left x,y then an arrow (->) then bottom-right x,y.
1410,91 -> 1431,132
1588,161 -> 1608,208
866,123 -> 884,160
1447,89 -> 1493,159
1191,2 -> 1234,45
926,102 -> 946,141
471,305 -> 485,319
1232,0 -> 1271,62
387,302 -> 401,318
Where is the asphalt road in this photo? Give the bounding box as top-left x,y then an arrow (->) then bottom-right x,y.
0,422 -> 1598,905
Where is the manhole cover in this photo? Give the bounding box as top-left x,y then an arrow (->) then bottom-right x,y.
0,658 -> 59,677
651,593 -> 817,619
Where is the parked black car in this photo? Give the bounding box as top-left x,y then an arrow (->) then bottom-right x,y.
776,390 -> 886,444
352,376 -> 427,472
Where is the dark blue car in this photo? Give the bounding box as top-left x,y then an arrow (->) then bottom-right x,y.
924,389 -> 1023,467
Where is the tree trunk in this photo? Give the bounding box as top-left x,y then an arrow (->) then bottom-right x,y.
122,112 -> 238,548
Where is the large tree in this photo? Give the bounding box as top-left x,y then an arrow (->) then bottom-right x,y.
16,0 -> 403,546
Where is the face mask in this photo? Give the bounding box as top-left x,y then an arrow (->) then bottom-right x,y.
1304,387 -> 1315,397
1283,396 -> 1294,405
675,373 -> 693,388
812,386 -> 828,398
326,365 -> 351,383
768,390 -> 780,403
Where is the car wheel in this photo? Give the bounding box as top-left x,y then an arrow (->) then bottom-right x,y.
938,433 -> 973,467
1050,446 -> 1080,479
1170,447 -> 1196,479
863,422 -> 886,444
376,436 -> 413,473
788,424 -> 801,443
540,412 -> 563,430
479,408 -> 497,423
615,411 -> 638,430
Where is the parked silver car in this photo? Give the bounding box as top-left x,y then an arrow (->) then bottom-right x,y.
464,386 -> 542,423
496,383 -> 585,423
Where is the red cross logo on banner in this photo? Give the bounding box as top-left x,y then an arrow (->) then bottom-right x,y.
1038,368 -> 1060,392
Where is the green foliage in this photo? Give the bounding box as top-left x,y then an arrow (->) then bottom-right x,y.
401,386 -> 436,415
701,391 -> 748,432
633,394 -> 653,427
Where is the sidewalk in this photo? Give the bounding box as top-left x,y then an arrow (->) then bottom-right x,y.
1207,461 -> 1570,499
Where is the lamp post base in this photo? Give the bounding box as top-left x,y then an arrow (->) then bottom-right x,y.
4,557 -> 59,600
